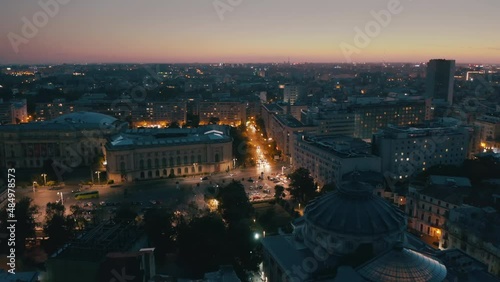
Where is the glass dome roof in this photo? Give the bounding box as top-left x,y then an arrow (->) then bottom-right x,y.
357,247 -> 447,282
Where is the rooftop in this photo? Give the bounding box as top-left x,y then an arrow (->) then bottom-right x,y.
274,114 -> 307,128
299,134 -> 376,159
106,125 -> 232,150
304,181 -> 406,236
356,246 -> 447,282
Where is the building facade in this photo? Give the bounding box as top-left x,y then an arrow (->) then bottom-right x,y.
426,59 -> 456,105
0,112 -> 125,169
352,99 -> 428,140
268,114 -> 314,162
197,100 -> 246,126
444,206 -> 500,277
406,176 -> 471,245
373,121 -> 470,179
105,126 -> 233,183
293,133 -> 381,187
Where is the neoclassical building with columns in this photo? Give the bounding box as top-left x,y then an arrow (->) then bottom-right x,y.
105,125 -> 233,183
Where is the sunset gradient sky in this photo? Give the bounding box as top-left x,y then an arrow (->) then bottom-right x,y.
1,0 -> 499,64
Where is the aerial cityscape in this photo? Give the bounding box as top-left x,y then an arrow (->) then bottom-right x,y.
0,1 -> 500,282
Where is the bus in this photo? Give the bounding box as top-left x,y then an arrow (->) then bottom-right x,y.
74,190 -> 99,200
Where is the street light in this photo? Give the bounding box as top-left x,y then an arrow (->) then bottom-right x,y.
32,181 -> 37,192
57,192 -> 64,205
281,166 -> 286,175
41,174 -> 47,186
95,171 -> 101,185
233,158 -> 237,168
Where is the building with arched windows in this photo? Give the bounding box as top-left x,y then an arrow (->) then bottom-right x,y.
104,125 -> 233,183
0,112 -> 126,169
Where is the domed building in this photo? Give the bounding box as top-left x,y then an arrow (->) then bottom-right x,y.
298,181 -> 406,256
261,180 -> 447,282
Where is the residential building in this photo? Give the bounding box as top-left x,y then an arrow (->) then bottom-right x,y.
444,205 -> 500,277
197,100 -> 246,126
372,121 -> 470,179
268,114 -> 314,163
301,107 -> 355,136
293,134 -> 381,187
351,98 -> 428,140
0,99 -> 28,124
283,84 -> 304,105
406,176 -> 472,244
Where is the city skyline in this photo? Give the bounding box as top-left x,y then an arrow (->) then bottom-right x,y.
1,0 -> 500,64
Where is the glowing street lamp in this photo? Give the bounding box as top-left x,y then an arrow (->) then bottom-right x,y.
95,171 -> 101,185
57,192 -> 64,205
32,181 -> 37,192
233,158 -> 237,168
41,174 -> 47,186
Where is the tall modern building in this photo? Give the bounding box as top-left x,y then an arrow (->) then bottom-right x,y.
425,59 -> 456,105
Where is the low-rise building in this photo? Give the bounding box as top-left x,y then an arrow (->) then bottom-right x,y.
105,125 -> 233,183
405,176 -> 472,245
444,205 -> 500,277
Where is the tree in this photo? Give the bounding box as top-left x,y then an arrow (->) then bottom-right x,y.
70,205 -> 87,230
113,204 -> 138,224
320,183 -> 337,195
43,202 -> 75,254
0,197 -> 39,255
274,185 -> 285,200
185,113 -> 200,128
177,214 -> 229,278
144,208 -> 176,261
167,121 -> 180,128
217,181 -> 253,224
208,117 -> 220,125
288,168 -> 316,204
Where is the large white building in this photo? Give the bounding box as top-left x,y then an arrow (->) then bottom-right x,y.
105,125 -> 233,183
372,121 -> 470,179
293,133 -> 381,187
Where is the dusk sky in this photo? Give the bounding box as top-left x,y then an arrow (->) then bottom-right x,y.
1,0 -> 499,64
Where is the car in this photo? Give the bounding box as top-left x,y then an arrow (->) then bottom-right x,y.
99,201 -> 106,206
71,189 -> 81,194
201,176 -> 209,180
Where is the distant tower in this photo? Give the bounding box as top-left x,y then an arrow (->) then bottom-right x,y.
425,59 -> 456,105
